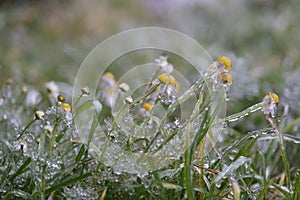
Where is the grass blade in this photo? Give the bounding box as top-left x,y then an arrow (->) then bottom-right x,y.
8,157 -> 31,181
45,172 -> 92,194
214,156 -> 251,183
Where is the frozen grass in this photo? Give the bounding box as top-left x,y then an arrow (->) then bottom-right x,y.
1,1 -> 300,199
1,56 -> 300,199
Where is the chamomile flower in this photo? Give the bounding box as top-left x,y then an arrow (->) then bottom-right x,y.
45,81 -> 59,105
156,73 -> 179,104
13,141 -> 28,152
262,93 -> 279,118
217,56 -> 232,71
61,102 -> 72,112
205,56 -> 233,91
207,56 -> 232,75
61,102 -> 73,121
99,72 -> 118,108
219,73 -> 233,89
138,102 -> 153,118
25,89 -> 42,107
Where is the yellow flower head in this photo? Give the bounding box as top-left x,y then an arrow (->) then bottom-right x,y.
158,73 -> 170,85
142,103 -> 152,111
262,92 -> 279,117
169,75 -> 176,85
103,72 -> 115,80
217,56 -> 232,70
169,75 -> 180,90
61,102 -> 72,112
106,88 -> 114,95
267,93 -> 279,104
219,73 -> 233,85
158,74 -> 179,89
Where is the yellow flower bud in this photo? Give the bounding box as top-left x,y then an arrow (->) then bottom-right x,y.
57,95 -> 65,102
142,103 -> 152,111
217,56 -> 232,70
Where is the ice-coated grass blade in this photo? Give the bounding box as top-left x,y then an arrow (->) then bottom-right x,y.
3,190 -> 31,200
8,157 -> 31,182
257,180 -> 272,199
214,156 -> 252,183
184,122 -> 194,200
283,118 -> 300,133
45,172 -> 92,194
293,170 -> 300,200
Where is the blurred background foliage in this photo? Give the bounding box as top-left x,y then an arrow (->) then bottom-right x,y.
1,0 -> 300,133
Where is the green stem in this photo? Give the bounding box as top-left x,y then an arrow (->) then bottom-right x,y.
17,119 -> 37,140
47,117 -> 61,156
265,115 -> 291,191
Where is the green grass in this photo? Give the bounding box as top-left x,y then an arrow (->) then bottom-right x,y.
1,2 -> 300,199
1,56 -> 300,200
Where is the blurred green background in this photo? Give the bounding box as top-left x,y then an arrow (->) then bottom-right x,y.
1,0 -> 300,131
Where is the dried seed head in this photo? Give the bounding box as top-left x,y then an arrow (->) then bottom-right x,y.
81,86 -> 90,96
118,82 -> 130,92
125,96 -> 133,104
6,78 -> 13,85
44,125 -> 53,133
19,141 -> 26,150
21,86 -> 28,94
35,110 -> 45,120
217,56 -> 232,70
